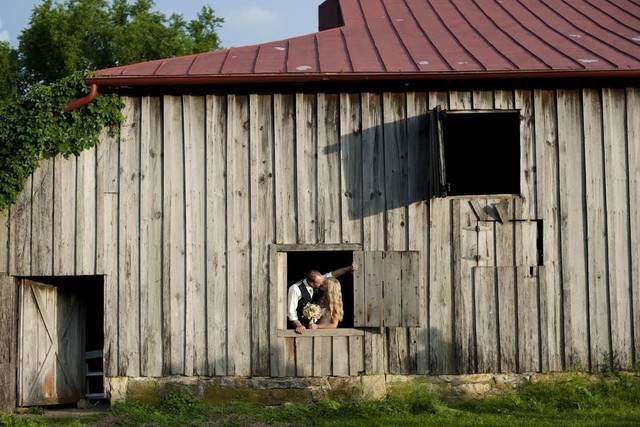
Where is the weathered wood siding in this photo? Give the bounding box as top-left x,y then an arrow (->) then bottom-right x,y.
2,88 -> 639,378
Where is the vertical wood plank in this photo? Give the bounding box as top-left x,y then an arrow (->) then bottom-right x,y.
383,92 -> 408,250
139,96 -> 163,377
426,91 -> 450,374
407,91 -> 429,374
53,154 -> 76,276
313,337 -> 332,376
473,91 -> 493,109
227,94 -> 251,376
273,95 -> 296,374
533,90 -> 562,372
9,175 -> 31,276
626,87 -> 640,366
494,200 -> 515,267
183,95 -> 207,376
75,147 -> 97,275
332,336 -> 349,376
452,199 -> 476,373
340,92 -> 363,244
361,92 -> 385,251
284,337 -> 296,377
582,89 -> 610,371
364,331 -> 385,374
349,335 -> 364,376
498,267 -> 517,372
296,93 -> 318,244
317,93 -> 341,244
99,126 -> 120,376
477,218 -> 496,267
474,267 -> 498,373
515,90 -> 536,219
557,89 -> 589,370
295,337 -> 313,377
206,95 -> 228,376
95,127 -> 111,275
429,198 -> 453,374
383,252 -> 402,327
401,252 -> 420,328
353,250 -> 366,328
602,88 -> 632,369
494,90 -> 514,110
162,95 -> 186,375
250,94 -> 274,376
118,96 -> 141,377
360,95 -> 385,374
271,251 -> 287,377
274,94 -> 297,244
516,219 -> 539,267
383,92 -> 409,372
449,91 -> 472,110
518,267 -> 541,372
388,327 -> 409,374
30,158 -> 54,276
364,251 -> 383,327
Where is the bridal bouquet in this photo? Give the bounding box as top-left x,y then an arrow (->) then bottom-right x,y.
302,303 -> 324,324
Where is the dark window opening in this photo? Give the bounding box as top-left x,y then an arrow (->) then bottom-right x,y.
442,111 -> 520,196
286,251 -> 354,329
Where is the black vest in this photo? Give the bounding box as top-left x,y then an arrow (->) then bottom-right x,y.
296,282 -> 322,325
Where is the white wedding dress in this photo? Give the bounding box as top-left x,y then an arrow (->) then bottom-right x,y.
318,304 -> 332,325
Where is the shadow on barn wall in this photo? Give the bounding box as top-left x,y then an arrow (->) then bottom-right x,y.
323,115 -> 431,221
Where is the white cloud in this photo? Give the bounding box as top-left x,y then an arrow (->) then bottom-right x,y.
221,6 -> 284,47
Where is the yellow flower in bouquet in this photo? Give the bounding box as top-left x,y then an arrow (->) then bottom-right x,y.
302,303 -> 324,324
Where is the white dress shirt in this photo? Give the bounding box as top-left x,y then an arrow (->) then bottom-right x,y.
287,272 -> 332,322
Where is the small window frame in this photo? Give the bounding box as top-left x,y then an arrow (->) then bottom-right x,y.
430,108 -> 522,198
270,243 -> 365,338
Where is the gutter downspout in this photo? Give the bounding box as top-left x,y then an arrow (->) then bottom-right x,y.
63,83 -> 98,112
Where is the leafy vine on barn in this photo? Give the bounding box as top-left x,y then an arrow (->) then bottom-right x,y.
0,72 -> 123,211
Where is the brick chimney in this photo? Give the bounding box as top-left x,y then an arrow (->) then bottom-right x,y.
318,0 -> 344,31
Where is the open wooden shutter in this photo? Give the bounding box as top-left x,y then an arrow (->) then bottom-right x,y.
18,280 -> 85,406
353,251 -> 421,327
428,106 -> 447,197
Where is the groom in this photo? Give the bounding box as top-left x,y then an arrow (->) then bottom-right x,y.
288,263 -> 357,334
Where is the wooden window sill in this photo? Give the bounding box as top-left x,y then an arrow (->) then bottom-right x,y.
277,328 -> 365,337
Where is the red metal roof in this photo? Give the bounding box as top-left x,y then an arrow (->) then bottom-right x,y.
90,0 -> 640,85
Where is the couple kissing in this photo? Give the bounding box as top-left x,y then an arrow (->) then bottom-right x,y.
287,263 -> 357,334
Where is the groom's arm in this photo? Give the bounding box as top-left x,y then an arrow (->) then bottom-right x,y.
330,263 -> 358,279
288,285 -> 306,334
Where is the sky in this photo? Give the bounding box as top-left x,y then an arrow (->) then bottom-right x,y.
0,0 -> 325,48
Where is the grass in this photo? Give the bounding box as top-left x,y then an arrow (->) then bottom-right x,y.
2,373 -> 640,426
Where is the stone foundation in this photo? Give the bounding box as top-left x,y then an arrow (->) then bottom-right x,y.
105,372 -> 582,405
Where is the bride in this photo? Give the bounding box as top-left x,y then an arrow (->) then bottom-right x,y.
309,277 -> 343,329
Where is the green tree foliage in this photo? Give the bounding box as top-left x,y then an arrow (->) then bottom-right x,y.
0,41 -> 19,106
19,0 -> 224,84
0,72 -> 123,210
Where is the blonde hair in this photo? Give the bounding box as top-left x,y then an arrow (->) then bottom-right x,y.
321,277 -> 344,323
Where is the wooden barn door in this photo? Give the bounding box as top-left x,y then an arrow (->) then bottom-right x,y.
18,280 -> 85,406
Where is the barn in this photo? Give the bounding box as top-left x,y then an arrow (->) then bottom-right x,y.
1,0 -> 639,409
